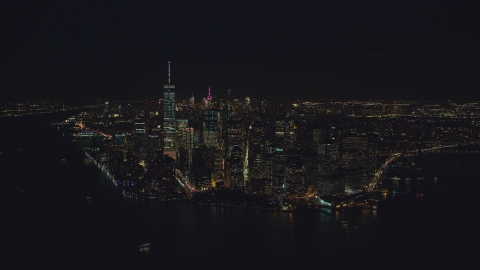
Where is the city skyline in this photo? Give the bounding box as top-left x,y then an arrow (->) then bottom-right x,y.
2,1 -> 479,101
3,68 -> 480,268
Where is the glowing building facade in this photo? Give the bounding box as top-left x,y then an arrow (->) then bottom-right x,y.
163,61 -> 176,159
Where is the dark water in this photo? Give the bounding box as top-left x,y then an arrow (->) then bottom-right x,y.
1,113 -> 478,269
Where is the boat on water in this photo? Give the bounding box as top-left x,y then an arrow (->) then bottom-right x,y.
345,225 -> 358,230
392,190 -> 409,195
391,177 -> 401,181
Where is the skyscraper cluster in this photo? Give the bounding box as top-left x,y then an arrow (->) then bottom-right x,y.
94,62 -> 386,198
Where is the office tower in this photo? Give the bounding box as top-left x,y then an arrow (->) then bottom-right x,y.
186,127 -> 199,173
105,133 -> 125,174
318,139 -> 342,195
114,132 -> 127,161
284,120 -> 297,151
248,121 -> 267,180
245,97 -> 250,106
176,119 -> 188,150
189,93 -> 195,108
213,150 -> 224,182
271,146 -> 286,197
114,133 -> 126,149
312,129 -> 324,152
134,117 -> 148,166
103,101 -> 110,119
200,98 -> 207,110
326,126 -> 341,141
192,146 -> 211,190
163,61 -> 176,159
148,130 -> 161,161
203,109 -> 219,148
228,146 -> 243,187
250,121 -> 266,153
367,133 -> 380,178
117,104 -> 122,117
175,119 -> 188,170
250,153 -> 266,179
227,119 -> 243,187
229,105 -> 243,121
285,154 -> 304,195
342,134 -> 368,193
274,119 -> 296,151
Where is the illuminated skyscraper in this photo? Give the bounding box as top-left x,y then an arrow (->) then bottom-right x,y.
207,86 -> 212,101
163,61 -> 176,159
134,117 -> 148,166
203,109 -> 219,148
227,119 -> 243,187
274,120 -> 296,151
176,119 -> 188,150
249,121 -> 267,180
186,127 -> 199,173
189,92 -> 195,108
271,146 -> 286,197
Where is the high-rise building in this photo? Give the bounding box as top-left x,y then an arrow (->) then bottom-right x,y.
163,61 -> 176,159
313,129 -> 324,152
249,121 -> 267,180
148,130 -> 161,161
285,154 -> 304,195
175,119 -> 188,170
367,133 -> 380,178
189,93 -> 195,108
186,127 -> 199,173
318,140 -> 342,195
134,117 -> 148,166
342,134 -> 368,193
227,119 -> 243,186
176,119 -> 188,150
203,109 -> 219,148
274,119 -> 296,151
103,101 -> 110,119
271,146 -> 286,197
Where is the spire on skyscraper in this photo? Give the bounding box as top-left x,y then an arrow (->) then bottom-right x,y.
168,60 -> 171,84
207,86 -> 212,101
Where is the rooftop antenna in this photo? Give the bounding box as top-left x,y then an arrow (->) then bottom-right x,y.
168,60 -> 171,84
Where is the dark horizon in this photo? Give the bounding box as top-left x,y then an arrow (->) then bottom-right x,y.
2,1 -> 479,101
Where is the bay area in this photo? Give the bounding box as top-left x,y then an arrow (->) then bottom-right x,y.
1,112 -> 478,269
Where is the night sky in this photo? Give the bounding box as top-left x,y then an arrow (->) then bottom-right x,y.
2,1 -> 479,101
